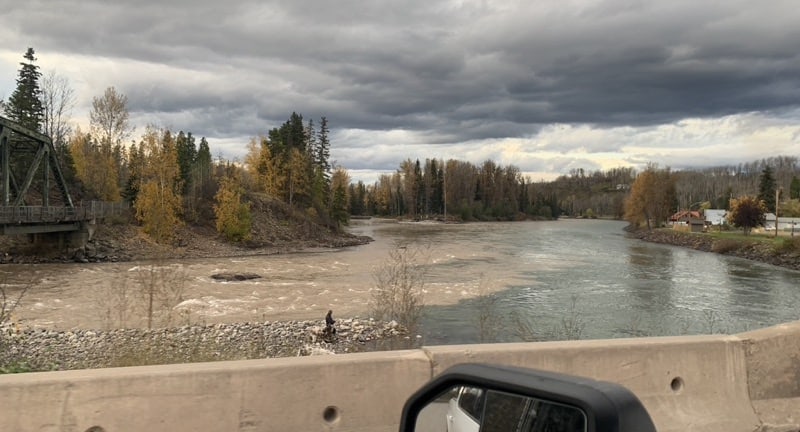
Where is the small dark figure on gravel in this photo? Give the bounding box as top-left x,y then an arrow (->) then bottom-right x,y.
324,310 -> 337,339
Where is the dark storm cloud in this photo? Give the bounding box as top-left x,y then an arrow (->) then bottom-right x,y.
3,0 -> 800,167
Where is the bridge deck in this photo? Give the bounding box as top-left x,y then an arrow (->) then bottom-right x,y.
0,202 -> 128,231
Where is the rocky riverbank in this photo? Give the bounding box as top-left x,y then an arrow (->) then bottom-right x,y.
630,228 -> 800,271
0,318 -> 408,372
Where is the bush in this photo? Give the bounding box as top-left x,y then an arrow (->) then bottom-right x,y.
370,243 -> 427,332
712,239 -> 741,254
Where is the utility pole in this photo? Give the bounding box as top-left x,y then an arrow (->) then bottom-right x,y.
443,158 -> 447,223
775,187 -> 783,238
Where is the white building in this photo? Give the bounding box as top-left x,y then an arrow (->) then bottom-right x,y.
704,209 -> 727,226
764,214 -> 800,232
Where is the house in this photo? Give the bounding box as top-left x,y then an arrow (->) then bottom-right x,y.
669,210 -> 705,232
704,209 -> 727,226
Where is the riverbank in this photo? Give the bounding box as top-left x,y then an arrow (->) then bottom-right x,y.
0,202 -> 372,264
0,318 -> 407,372
630,228 -> 800,271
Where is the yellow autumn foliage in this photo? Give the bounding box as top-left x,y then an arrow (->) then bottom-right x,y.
133,128 -> 184,243
214,174 -> 251,242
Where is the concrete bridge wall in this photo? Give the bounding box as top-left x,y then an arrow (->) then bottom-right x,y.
2,321 -> 800,432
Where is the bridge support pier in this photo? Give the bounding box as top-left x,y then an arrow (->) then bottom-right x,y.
16,219 -> 97,261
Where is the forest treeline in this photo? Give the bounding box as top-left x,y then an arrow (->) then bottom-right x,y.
347,155 -> 800,222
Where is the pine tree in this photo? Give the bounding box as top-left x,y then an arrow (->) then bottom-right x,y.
758,166 -> 777,212
7,48 -> 44,131
790,176 -> 800,200
316,117 -> 331,176
176,131 -> 197,194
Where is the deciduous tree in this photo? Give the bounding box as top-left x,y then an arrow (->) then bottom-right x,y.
330,166 -> 350,228
68,128 -> 120,200
40,70 -> 77,183
213,173 -> 251,242
90,86 -> 132,147
624,165 -> 676,230
134,128 -> 183,243
727,196 -> 767,235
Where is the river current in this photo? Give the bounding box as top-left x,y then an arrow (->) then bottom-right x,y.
4,219 -> 799,345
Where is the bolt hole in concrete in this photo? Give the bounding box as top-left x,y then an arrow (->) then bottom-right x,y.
323,406 -> 340,424
85,427 -> 105,432
670,377 -> 684,392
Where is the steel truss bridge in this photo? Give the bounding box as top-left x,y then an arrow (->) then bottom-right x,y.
0,115 -> 126,236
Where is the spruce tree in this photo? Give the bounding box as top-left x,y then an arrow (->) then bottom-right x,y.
758,166 -> 777,212
7,48 -> 44,131
790,176 -> 800,200
316,117 -> 331,176
176,131 -> 197,194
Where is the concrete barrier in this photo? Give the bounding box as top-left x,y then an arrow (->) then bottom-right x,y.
0,350 -> 432,432
2,323 -> 800,432
740,321 -> 800,430
425,335 -> 759,432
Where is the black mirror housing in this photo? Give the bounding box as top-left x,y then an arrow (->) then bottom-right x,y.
399,363 -> 656,432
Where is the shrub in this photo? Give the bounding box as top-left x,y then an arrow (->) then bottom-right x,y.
712,239 -> 741,254
774,236 -> 800,253
370,243 -> 427,332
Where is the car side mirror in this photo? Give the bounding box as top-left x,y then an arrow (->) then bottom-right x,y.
399,363 -> 656,432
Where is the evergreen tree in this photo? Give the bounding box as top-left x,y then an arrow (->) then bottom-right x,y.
7,48 -> 44,131
176,131 -> 197,194
758,166 -> 777,212
789,176 -> 800,200
305,119 -> 317,162
316,117 -> 331,176
123,141 -> 144,204
190,136 -> 215,221
196,137 -> 212,190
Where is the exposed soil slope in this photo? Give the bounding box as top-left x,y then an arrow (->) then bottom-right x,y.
0,193 -> 371,263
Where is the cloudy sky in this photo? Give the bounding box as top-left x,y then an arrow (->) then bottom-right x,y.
1,0 -> 799,183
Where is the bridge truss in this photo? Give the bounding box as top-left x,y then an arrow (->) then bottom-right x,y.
0,115 -> 74,209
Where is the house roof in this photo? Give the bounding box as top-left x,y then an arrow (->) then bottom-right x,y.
670,210 -> 703,222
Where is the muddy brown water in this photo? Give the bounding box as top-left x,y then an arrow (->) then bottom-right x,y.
4,219 -> 513,330
4,218 -> 800,344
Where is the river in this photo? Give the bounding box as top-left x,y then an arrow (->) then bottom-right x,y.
3,219 -> 799,345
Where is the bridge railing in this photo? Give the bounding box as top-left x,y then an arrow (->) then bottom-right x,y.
0,201 -> 129,224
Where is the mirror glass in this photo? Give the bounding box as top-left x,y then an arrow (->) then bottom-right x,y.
414,385 -> 587,432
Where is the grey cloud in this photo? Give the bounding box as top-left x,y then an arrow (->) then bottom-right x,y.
4,0 -> 800,175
